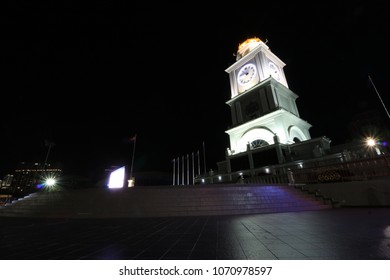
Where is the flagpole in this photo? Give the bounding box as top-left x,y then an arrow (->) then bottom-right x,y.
177,156 -> 180,186
129,134 -> 137,183
186,154 -> 189,185
181,155 -> 185,185
172,158 -> 175,186
197,150 -> 200,176
191,152 -> 195,185
368,75 -> 390,120
203,141 -> 206,174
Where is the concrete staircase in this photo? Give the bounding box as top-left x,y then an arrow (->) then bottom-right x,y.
0,184 -> 332,218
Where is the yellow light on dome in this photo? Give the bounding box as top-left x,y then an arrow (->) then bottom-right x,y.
238,37 -> 261,50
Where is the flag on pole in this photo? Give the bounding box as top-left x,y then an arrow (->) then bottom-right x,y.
129,134 -> 137,142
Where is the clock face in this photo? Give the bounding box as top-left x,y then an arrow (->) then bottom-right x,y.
237,63 -> 257,85
268,61 -> 280,81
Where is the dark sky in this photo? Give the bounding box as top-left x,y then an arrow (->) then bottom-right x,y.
2,1 -> 389,182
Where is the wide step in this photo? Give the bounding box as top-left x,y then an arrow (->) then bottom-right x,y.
0,184 -> 332,218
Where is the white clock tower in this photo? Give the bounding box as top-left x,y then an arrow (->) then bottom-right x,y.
225,37 -> 312,155
195,36 -> 332,184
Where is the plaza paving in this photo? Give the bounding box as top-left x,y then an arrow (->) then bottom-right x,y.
1,207 -> 390,260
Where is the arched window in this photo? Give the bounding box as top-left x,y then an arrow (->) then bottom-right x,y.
251,139 -> 269,149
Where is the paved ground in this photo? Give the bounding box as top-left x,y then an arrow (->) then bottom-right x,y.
1,207 -> 390,260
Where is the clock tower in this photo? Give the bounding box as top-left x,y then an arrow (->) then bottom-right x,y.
225,37 -> 312,155
195,36 -> 332,184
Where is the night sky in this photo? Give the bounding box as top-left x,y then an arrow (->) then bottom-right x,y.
2,1 -> 389,183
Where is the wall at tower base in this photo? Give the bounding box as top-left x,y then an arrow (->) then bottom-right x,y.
198,136 -> 334,184
288,136 -> 332,161
302,177 -> 390,207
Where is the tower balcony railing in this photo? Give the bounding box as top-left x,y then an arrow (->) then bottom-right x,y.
195,154 -> 390,185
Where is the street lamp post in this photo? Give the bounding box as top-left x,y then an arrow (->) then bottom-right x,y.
43,142 -> 53,171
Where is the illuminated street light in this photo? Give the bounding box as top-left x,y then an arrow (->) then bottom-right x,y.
366,137 -> 376,147
366,137 -> 390,172
37,176 -> 59,192
366,137 -> 381,156
45,178 -> 56,187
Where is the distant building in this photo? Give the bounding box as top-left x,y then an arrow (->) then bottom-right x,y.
1,162 -> 62,197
